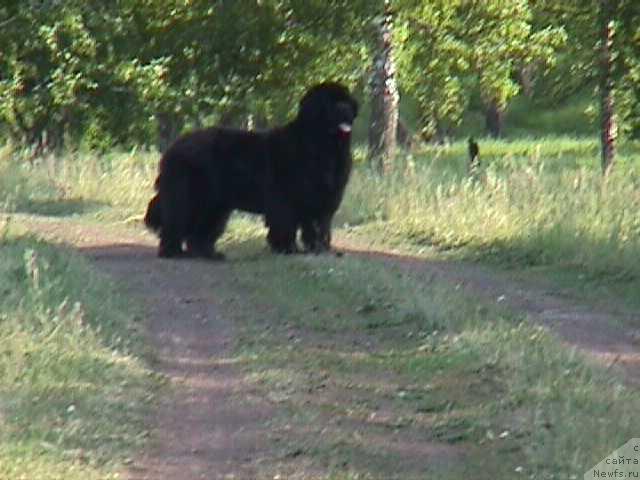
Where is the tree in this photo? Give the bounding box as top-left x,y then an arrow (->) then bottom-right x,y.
1,2 -> 122,151
394,0 -> 565,139
599,0 -> 617,174
0,1 -> 375,151
531,0 -> 640,172
368,0 -> 399,173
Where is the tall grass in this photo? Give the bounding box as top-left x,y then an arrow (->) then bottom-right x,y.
342,138 -> 640,278
0,226 -> 157,480
2,137 -> 640,280
0,145 -> 156,220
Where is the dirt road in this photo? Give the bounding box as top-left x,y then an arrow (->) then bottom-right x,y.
89,244 -> 273,480
18,217 -> 640,478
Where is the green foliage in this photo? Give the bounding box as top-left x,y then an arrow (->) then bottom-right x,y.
0,2 -> 144,148
133,0 -> 374,124
616,1 -> 640,137
394,0 -> 566,136
531,0 -> 640,137
1,1 -> 639,147
0,1 -> 375,150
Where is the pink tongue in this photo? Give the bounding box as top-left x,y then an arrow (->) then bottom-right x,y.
338,123 -> 352,138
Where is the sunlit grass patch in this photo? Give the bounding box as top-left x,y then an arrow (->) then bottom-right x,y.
341,139 -> 640,283
0,147 -> 157,221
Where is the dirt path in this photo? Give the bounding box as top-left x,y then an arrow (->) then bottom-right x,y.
88,244 -> 273,480
16,218 -> 274,479
15,216 -> 640,478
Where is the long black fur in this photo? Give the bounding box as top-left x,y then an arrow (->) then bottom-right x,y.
144,82 -> 358,259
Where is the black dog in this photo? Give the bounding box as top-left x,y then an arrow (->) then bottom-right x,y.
144,82 -> 358,259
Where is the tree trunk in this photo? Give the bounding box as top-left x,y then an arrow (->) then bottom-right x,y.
518,64 -> 536,98
368,0 -> 399,174
396,117 -> 412,149
156,112 -> 183,153
485,99 -> 504,138
599,0 -> 617,175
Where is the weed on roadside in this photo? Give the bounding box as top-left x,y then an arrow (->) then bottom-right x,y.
0,228 -> 159,480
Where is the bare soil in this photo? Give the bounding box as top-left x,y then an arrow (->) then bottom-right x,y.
91,244 -> 273,480
16,216 -> 640,478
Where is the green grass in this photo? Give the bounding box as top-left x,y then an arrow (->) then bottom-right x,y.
4,132 -> 640,295
217,234 -> 640,479
2,134 -> 639,303
343,139 -> 640,294
502,94 -> 597,138
0,221 -> 159,480
0,144 -> 156,222
1,131 -> 640,477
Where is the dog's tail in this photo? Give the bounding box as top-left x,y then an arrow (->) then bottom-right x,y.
144,193 -> 162,233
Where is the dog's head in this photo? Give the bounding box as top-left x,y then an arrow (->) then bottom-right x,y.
297,82 -> 359,137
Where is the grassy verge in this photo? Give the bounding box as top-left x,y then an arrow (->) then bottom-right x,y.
0,144 -> 156,222
341,139 -> 640,307
2,135 -> 639,308
0,220 -> 159,480
3,137 -> 640,291
219,230 -> 640,479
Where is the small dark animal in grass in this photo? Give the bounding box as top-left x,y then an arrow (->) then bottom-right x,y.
144,82 -> 358,259
468,137 -> 480,173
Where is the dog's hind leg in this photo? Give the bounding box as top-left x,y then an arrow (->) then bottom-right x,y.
144,194 -> 162,233
267,226 -> 297,253
266,209 -> 298,254
158,174 -> 189,258
186,207 -> 231,260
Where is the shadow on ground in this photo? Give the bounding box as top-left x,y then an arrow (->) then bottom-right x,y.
12,198 -> 108,217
